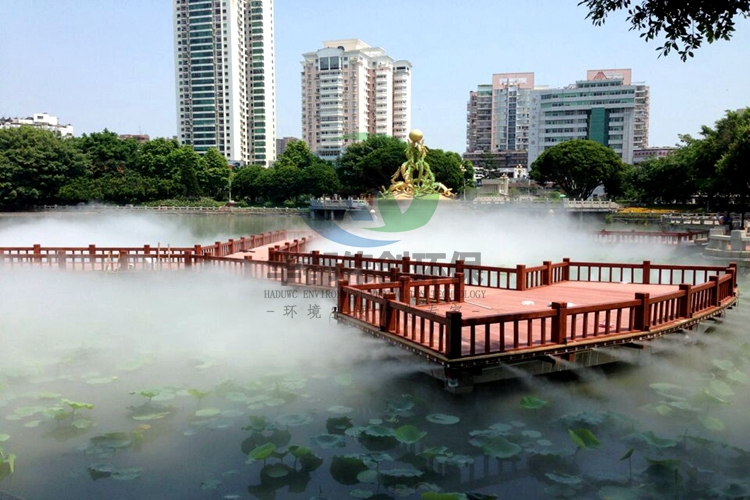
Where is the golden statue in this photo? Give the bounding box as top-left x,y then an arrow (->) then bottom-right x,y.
381,129 -> 454,199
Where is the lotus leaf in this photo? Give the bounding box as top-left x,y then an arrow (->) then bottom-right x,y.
545,472 -> 582,485
86,377 -> 118,385
522,430 -> 542,438
420,494 -> 468,500
247,443 -> 276,462
264,398 -> 287,407
335,373 -> 354,386
396,425 -> 427,444
311,433 -> 346,449
488,423 -> 513,433
188,389 -> 210,399
328,405 -> 354,414
426,414 -> 459,425
441,455 -> 474,468
151,392 -> 176,402
0,434 -> 8,442
639,431 -> 678,448
363,425 -> 396,438
112,467 -> 142,481
481,436 -> 522,459
195,408 -> 222,418
702,416 -> 725,431
520,396 -> 548,409
379,467 -> 424,478
537,439 -> 553,447
330,455 -> 368,485
23,420 -> 42,428
63,399 -> 94,411
350,488 -> 374,498
131,412 -> 171,421
357,470 -> 379,484
345,426 -> 367,438
709,379 -> 735,398
327,416 -> 354,434
71,418 -> 94,429
265,464 -> 290,478
727,370 -> 750,385
90,432 -> 133,450
568,428 -> 600,449
713,359 -> 735,371
598,486 -> 640,500
421,446 -> 449,458
201,478 -> 222,490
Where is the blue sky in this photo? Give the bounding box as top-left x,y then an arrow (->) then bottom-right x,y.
1,1 -> 748,153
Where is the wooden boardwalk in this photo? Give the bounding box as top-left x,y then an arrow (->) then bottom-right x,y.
0,229 -> 739,391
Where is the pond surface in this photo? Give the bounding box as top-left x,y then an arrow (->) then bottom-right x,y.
1,211 -> 748,500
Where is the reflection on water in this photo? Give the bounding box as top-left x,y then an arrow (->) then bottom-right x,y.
0,212 -> 748,500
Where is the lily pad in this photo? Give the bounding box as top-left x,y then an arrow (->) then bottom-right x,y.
276,413 -> 313,427
112,467 -> 142,481
709,379 -> 735,398
328,405 -> 354,414
195,408 -> 222,418
86,377 -> 118,385
712,359 -> 735,371
568,428 -> 600,449
0,434 -> 9,442
311,434 -> 346,449
727,370 -> 750,385
357,470 -> 379,484
545,472 -> 582,485
426,414 -> 459,425
265,465 -> 289,478
481,436 -> 522,459
350,489 -> 374,498
201,478 -> 222,490
395,425 -> 427,444
702,416 -> 725,431
520,396 -> 548,409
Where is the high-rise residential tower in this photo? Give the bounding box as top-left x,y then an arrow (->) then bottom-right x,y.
301,39 -> 412,161
173,0 -> 276,166
528,69 -> 649,165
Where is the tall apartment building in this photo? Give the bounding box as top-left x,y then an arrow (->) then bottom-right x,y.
466,73 -> 535,173
173,0 -> 276,166
528,69 -> 649,165
301,39 -> 411,161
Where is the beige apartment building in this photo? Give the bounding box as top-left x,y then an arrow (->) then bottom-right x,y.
301,39 -> 412,161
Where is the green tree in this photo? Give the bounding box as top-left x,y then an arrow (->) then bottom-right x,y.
301,163 -> 341,198
167,146 -> 202,198
624,153 -> 697,204
232,165 -> 266,202
425,148 -> 466,193
274,140 -> 321,169
134,137 -> 179,178
580,0 -> 750,60
336,135 -> 407,195
717,118 -> 750,219
198,148 -> 231,200
263,165 -> 302,202
530,139 -> 626,200
76,129 -> 139,178
0,126 -> 89,209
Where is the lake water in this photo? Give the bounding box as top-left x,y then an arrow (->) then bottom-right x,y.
0,209 -> 748,500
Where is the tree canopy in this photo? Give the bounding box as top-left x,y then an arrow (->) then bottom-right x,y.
530,139 -> 626,200
580,0 -> 750,60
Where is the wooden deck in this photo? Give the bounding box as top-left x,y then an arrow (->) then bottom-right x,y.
1,230 -> 739,391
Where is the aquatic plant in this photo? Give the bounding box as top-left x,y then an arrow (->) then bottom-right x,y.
568,428 -> 600,464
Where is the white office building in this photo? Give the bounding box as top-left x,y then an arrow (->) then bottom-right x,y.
173,0 -> 276,166
0,113 -> 74,137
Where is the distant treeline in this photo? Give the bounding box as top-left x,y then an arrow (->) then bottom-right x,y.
0,127 -> 473,210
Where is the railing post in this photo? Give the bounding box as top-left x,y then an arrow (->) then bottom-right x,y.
381,292 -> 397,332
401,255 -> 411,274
551,302 -> 568,344
455,259 -> 464,278
33,244 -> 41,261
144,244 -> 151,255
634,293 -> 651,331
215,241 -> 222,256
446,311 -> 463,359
389,267 -> 400,283
642,260 -> 651,284
311,250 -> 320,266
354,251 -> 363,270
118,251 -> 128,271
709,276 -> 720,306
542,261 -> 552,286
728,262 -> 738,292
562,258 -> 571,281
454,272 -> 465,303
399,275 -> 412,304
678,283 -> 692,318
516,264 -> 527,291
185,250 -> 193,268
57,250 -> 66,270
229,239 -> 236,254
268,247 -> 276,262
338,280 -> 350,314
335,262 -> 345,283
194,244 -> 202,257
240,237 -> 247,251
250,235 -> 256,248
